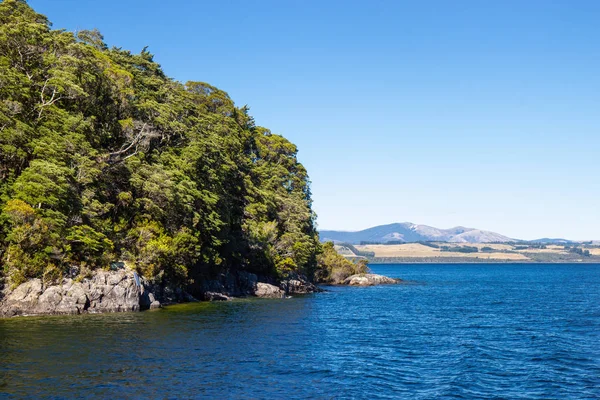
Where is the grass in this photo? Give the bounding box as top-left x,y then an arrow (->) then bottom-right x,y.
355,243 -> 529,260
341,242 -> 600,263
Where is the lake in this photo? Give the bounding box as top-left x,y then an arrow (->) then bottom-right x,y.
1,264 -> 599,399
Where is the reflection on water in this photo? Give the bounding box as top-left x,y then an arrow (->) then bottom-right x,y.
1,264 -> 600,399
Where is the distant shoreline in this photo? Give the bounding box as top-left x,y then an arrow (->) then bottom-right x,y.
336,242 -> 600,264
367,258 -> 600,264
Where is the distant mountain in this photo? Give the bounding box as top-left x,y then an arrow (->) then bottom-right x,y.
319,223 -> 514,244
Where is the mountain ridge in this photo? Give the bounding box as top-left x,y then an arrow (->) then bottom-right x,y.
319,223 -> 514,244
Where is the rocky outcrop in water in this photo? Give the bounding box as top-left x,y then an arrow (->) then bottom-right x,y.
255,282 -> 285,298
342,273 -> 400,286
281,273 -> 320,294
193,270 -> 319,300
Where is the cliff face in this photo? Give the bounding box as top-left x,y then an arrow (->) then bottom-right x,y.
0,269 -> 320,318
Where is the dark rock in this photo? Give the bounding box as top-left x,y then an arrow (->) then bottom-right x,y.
192,270 -> 320,300
280,273 -> 321,294
203,292 -> 231,301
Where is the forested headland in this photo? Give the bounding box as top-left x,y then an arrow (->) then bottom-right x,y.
0,0 -> 364,294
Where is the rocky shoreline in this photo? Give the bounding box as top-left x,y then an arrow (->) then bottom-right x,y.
0,269 -> 320,318
0,270 -> 399,318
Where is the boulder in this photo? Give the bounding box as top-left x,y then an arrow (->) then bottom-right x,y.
255,282 -> 284,298
150,300 -> 161,309
280,273 -> 321,294
342,273 -> 400,286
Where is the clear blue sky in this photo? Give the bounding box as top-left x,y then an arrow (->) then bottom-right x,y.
30,0 -> 600,240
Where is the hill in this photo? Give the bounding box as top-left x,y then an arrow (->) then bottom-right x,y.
0,0 -> 344,293
320,223 -> 514,244
335,242 -> 600,264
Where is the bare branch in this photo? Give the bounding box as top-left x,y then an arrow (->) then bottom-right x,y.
37,82 -> 64,118
107,122 -> 162,165
109,123 -> 147,157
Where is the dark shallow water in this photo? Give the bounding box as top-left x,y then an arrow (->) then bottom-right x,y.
1,263 -> 599,399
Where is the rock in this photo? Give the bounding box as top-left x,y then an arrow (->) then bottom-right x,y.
143,290 -> 161,309
0,269 -> 172,318
203,292 -> 231,301
189,270 -> 321,300
150,300 -> 161,309
280,273 -> 321,294
86,270 -> 140,313
0,279 -> 45,316
255,282 -> 284,298
236,271 -> 258,294
342,273 -> 400,286
9,279 -> 43,302
0,267 -> 321,317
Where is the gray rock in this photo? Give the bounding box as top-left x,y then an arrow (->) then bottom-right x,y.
0,267 -> 319,317
342,273 -> 400,286
10,279 -> 43,302
150,301 -> 161,309
0,270 -> 163,317
255,282 -> 284,298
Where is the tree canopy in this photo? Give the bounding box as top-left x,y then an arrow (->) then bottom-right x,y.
0,0 -> 330,288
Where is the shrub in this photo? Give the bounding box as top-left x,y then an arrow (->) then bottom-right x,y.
316,242 -> 369,284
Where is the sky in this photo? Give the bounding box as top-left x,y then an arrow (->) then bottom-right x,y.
29,0 -> 600,240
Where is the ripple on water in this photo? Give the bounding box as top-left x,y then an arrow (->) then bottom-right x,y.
0,263 -> 599,399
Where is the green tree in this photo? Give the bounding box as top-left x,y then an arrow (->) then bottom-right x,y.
0,0 -> 339,292
316,242 -> 369,284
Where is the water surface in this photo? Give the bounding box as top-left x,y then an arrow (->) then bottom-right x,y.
1,264 -> 599,399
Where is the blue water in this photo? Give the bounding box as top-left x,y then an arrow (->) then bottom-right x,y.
1,264 -> 599,399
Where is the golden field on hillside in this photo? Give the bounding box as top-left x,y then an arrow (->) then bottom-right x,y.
355,243 -> 529,260
333,242 -> 600,263
589,248 -> 600,256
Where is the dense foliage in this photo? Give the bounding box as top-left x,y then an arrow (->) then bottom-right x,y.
316,242 -> 369,284
566,246 -> 591,257
440,245 -> 479,253
0,0 -> 324,287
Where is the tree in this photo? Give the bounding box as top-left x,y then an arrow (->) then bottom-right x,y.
316,242 -> 369,284
0,0 -> 337,291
